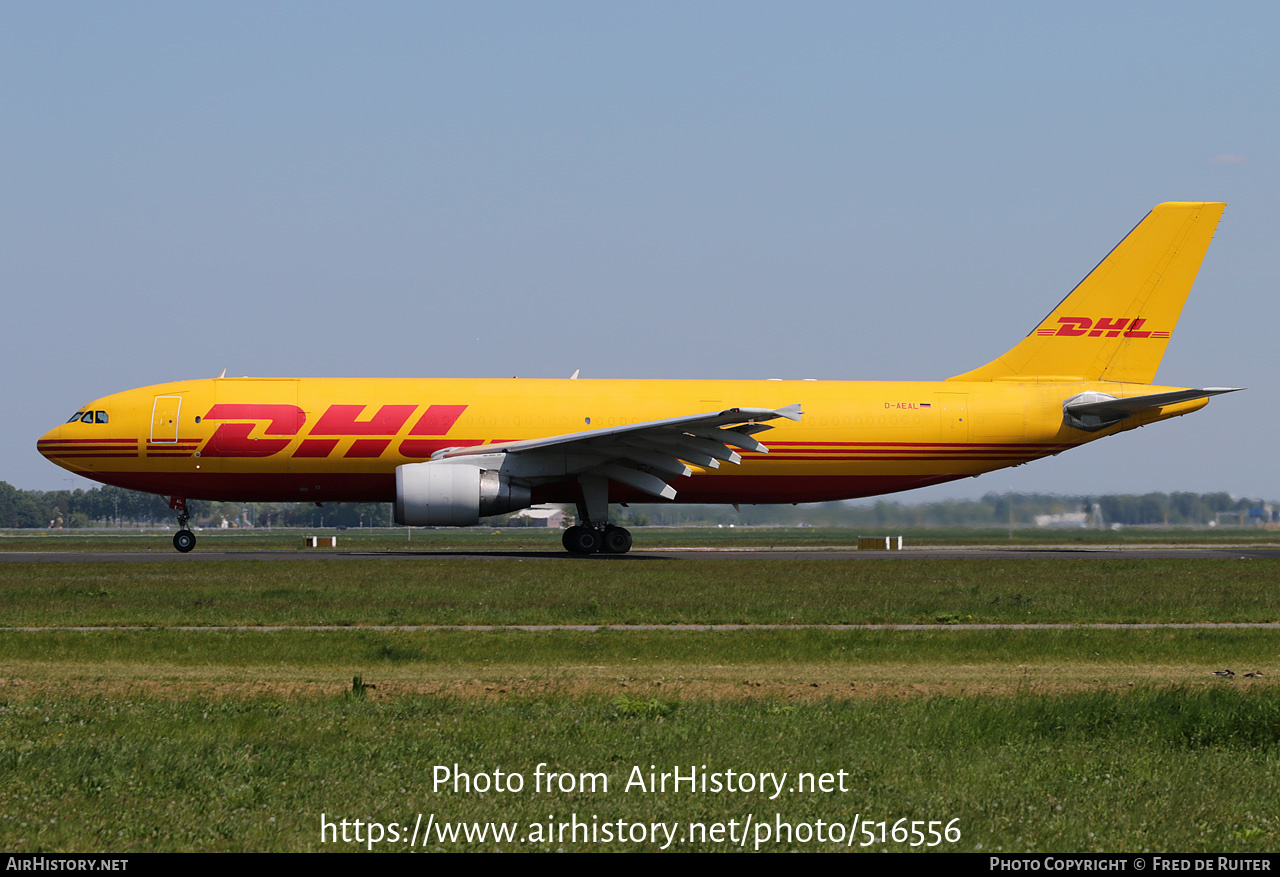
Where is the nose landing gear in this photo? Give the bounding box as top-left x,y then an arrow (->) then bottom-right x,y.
170,497 -> 196,553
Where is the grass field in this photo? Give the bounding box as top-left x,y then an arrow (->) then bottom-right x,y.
1,538 -> 1278,852
1,557 -> 1278,626
1,627 -> 1276,700
2,690 -> 1278,852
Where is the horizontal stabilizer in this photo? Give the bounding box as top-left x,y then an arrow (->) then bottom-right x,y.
1063,387 -> 1243,431
1065,387 -> 1244,417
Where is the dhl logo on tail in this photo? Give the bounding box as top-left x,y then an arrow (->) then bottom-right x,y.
1036,317 -> 1169,339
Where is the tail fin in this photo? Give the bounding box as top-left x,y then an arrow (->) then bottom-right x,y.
949,202 -> 1225,384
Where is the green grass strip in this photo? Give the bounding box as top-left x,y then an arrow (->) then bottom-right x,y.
0,627 -> 1276,668
2,558 -> 1279,626
1,689 -> 1278,851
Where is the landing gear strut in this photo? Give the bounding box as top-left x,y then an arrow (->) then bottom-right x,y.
170,497 -> 196,553
563,476 -> 632,555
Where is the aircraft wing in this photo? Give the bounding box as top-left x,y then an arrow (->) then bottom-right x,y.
432,403 -> 803,500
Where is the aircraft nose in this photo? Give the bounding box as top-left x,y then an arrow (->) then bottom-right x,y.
37,423 -> 62,460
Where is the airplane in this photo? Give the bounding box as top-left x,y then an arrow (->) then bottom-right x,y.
37,201 -> 1240,555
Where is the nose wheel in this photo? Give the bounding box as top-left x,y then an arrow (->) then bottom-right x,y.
170,497 -> 196,553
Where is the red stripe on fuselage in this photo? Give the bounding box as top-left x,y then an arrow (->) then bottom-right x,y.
761,441 -> 1072,449
748,454 -> 1049,462
40,452 -> 138,458
38,438 -> 137,444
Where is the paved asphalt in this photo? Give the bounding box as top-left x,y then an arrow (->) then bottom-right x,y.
1,546 -> 1277,562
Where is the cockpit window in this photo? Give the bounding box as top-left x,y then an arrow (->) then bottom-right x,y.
66,410 -> 109,424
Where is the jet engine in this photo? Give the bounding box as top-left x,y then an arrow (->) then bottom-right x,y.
394,460 -> 532,526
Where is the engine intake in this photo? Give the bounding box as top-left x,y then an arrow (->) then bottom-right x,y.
394,461 -> 532,526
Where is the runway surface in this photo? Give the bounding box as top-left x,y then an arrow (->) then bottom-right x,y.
3,622 -> 1279,632
1,545 -> 1279,562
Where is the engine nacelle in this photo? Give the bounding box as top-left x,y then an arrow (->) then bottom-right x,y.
393,461 -> 532,526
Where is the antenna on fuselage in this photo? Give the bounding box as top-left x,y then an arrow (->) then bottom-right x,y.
217,368 -> 226,379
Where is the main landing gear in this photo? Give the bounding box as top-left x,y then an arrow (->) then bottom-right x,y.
170,497 -> 196,553
562,475 -> 633,555
562,523 -> 633,555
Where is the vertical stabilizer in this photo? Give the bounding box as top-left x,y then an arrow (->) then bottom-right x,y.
949,202 -> 1225,384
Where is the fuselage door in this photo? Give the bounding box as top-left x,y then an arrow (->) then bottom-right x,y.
935,393 -> 969,442
151,396 -> 182,443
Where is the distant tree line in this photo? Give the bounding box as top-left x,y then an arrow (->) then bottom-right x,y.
610,491 -> 1274,529
1,482 -> 1271,530
0,482 -> 391,530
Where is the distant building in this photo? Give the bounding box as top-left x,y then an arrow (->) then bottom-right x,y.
1034,512 -> 1088,529
510,506 -> 566,528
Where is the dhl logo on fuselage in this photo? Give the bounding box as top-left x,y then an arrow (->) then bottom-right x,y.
194,403 -> 473,459
1035,317 -> 1170,339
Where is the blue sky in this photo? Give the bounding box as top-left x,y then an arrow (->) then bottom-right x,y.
4,2 -> 1275,500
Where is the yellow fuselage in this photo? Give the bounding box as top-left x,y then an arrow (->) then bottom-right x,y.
37,376 -> 1205,506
